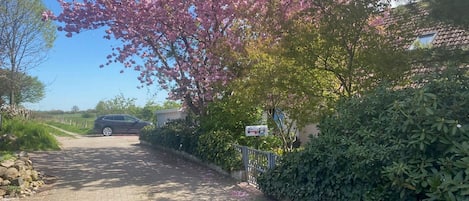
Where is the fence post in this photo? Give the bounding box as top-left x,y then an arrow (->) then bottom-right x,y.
241,146 -> 249,172
268,153 -> 276,169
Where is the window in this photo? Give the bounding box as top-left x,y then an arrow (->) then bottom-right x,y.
124,115 -> 137,122
409,33 -> 436,50
114,116 -> 124,121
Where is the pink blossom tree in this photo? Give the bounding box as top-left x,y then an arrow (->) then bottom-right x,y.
45,0 -> 273,115
44,0 -> 397,116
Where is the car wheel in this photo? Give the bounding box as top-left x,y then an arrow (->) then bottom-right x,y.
102,127 -> 113,136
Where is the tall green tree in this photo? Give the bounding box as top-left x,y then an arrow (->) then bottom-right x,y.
0,0 -> 55,105
281,0 -> 410,97
228,0 -> 411,151
231,38 -> 336,152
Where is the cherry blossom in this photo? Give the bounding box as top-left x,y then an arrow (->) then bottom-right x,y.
43,0 -> 390,115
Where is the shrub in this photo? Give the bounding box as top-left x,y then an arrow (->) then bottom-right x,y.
140,118 -> 199,155
257,67 -> 469,201
197,130 -> 243,171
81,112 -> 95,118
200,97 -> 284,153
258,87 -> 405,200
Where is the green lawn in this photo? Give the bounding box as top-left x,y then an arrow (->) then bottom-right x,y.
45,121 -> 94,135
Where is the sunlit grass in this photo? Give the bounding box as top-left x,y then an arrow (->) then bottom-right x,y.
0,119 -> 60,151
0,151 -> 16,162
45,121 -> 93,135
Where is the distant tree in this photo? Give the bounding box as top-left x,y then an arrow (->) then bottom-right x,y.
161,101 -> 181,110
0,0 -> 56,105
94,93 -> 139,115
71,105 -> 79,113
140,100 -> 181,121
94,101 -> 106,115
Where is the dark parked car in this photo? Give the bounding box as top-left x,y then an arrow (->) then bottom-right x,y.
94,114 -> 152,136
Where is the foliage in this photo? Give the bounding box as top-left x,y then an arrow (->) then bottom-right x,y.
225,0 -> 411,152
423,0 -> 469,28
230,39 -> 334,152
200,96 -> 284,152
140,100 -> 180,123
71,105 -> 79,113
200,95 -> 262,137
197,130 -> 243,171
14,75 -> 45,104
81,112 -> 94,118
282,0 -> 409,97
46,0 -> 411,118
0,151 -> 15,162
257,67 -> 469,201
140,118 -> 199,155
94,93 -> 140,116
0,71 -> 45,105
0,118 -> 60,151
46,0 -> 265,116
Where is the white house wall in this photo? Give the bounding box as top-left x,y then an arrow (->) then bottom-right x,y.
155,108 -> 187,128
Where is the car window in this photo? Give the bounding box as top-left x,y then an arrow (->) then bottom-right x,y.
103,116 -> 114,121
124,115 -> 137,122
114,115 -> 125,121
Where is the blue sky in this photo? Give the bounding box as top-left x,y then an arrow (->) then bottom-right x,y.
26,0 -> 167,111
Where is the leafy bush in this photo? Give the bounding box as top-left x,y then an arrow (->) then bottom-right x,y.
200,97 -> 262,135
201,97 -> 284,152
140,118 -> 199,155
0,119 -> 60,151
258,87 -> 404,200
197,130 -> 243,171
257,67 -> 469,201
81,112 -> 95,118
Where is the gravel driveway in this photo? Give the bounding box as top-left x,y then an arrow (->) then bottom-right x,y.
14,134 -> 270,201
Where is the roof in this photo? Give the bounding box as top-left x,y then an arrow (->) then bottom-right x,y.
155,108 -> 185,114
385,3 -> 469,50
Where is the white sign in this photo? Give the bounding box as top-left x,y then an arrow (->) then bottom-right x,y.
245,125 -> 268,136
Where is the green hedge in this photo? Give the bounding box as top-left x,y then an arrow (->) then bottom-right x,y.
197,130 -> 243,171
257,67 -> 469,201
141,124 -> 244,172
140,119 -> 199,155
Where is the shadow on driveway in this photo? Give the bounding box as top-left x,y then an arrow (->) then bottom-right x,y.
23,136 -> 269,201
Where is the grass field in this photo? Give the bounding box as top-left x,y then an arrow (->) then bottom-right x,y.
45,121 -> 93,135
35,112 -> 97,135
